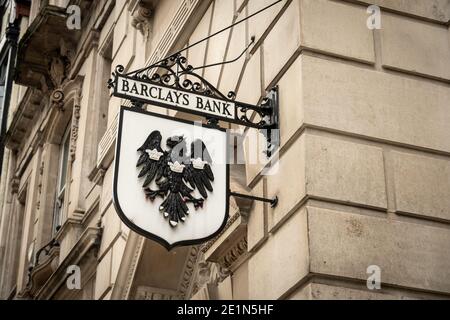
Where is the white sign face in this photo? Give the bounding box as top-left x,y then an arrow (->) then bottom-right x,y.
116,75 -> 236,120
113,107 -> 229,250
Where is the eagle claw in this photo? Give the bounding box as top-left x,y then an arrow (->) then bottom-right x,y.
186,198 -> 204,210
144,188 -> 166,201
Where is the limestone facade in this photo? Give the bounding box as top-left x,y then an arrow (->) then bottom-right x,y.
0,0 -> 449,300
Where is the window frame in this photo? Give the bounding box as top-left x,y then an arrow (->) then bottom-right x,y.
52,124 -> 71,234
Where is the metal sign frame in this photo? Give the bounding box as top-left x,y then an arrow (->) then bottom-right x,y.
109,53 -> 279,251
108,53 -> 279,157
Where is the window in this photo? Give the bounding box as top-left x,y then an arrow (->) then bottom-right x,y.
0,60 -> 7,127
87,36 -> 112,174
53,125 -> 70,234
98,38 -> 112,137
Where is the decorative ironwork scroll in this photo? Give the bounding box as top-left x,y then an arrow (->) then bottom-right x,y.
108,53 -> 279,156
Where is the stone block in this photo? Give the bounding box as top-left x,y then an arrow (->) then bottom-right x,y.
276,54 -> 303,146
305,134 -> 387,209
301,55 -> 450,153
248,0 -> 288,44
392,151 -> 450,222
247,179 -> 266,251
263,0 -> 300,88
203,0 -> 235,87
267,136 -> 306,231
94,249 -> 112,300
187,3 -> 213,71
111,236 -> 127,284
249,208 -> 309,299
381,13 -> 450,80
364,0 -> 450,23
300,0 -> 375,63
99,204 -> 121,257
112,5 -> 129,59
308,206 -> 450,294
219,9 -> 247,94
236,48 -> 262,105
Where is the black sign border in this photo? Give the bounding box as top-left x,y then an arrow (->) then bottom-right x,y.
113,106 -> 230,251
113,74 -> 266,129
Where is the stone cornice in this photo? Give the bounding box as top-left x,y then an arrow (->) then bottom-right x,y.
217,236 -> 248,271
54,218 -> 84,243
15,4 -> 76,88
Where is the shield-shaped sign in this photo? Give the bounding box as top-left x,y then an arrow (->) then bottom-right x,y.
113,106 -> 229,250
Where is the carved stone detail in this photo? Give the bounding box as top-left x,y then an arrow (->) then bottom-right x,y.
122,237 -> 146,300
131,3 -> 153,39
10,177 -> 20,195
48,39 -> 75,90
214,265 -> 232,285
217,236 -> 248,269
69,90 -> 82,162
135,286 -> 181,300
178,246 -> 200,299
190,237 -> 246,299
189,252 -> 233,299
50,89 -> 65,111
36,161 -> 44,211
49,57 -> 66,89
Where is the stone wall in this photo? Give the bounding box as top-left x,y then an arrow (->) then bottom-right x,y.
181,0 -> 450,300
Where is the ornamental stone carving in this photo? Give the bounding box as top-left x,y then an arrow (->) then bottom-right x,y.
50,89 -> 65,111
10,177 -> 20,195
48,39 -> 75,90
69,91 -> 81,162
131,2 -> 153,40
49,57 -> 66,89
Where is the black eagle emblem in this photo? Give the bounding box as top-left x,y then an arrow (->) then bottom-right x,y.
136,131 -> 215,227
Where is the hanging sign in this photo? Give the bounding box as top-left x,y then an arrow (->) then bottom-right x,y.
113,106 -> 229,250
109,54 -> 279,250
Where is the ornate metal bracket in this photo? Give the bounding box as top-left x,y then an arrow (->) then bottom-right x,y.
108,53 -> 280,157
108,54 -> 237,100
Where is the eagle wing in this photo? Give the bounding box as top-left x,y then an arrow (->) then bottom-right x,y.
184,139 -> 215,199
136,131 -> 168,188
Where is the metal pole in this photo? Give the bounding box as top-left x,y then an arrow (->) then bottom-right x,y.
229,192 -> 278,208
